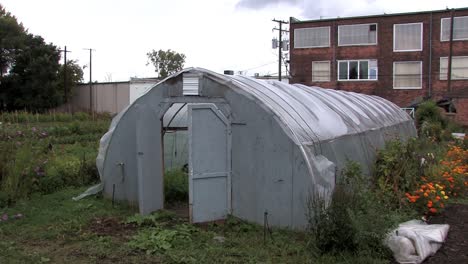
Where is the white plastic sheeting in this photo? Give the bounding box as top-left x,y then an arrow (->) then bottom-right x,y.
227,75 -> 410,144
386,220 -> 450,264
73,105 -> 129,201
79,68 -> 416,228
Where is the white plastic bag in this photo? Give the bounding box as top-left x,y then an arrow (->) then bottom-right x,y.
386,220 -> 449,264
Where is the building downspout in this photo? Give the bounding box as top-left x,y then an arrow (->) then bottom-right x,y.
447,9 -> 455,94
332,20 -> 337,89
428,12 -> 433,98
447,9 -> 455,113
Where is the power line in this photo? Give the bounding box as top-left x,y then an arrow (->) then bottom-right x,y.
241,61 -> 277,72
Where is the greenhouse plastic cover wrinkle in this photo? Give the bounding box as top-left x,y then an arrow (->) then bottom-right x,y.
386,220 -> 450,264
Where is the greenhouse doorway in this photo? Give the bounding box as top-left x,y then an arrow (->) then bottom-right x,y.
162,103 -> 231,223
162,103 -> 189,219
188,104 -> 231,223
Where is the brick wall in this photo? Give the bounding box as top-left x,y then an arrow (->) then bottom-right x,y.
290,8 -> 468,126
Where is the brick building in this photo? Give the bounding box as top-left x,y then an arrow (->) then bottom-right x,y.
289,8 -> 468,125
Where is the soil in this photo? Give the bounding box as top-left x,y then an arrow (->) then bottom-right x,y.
88,216 -> 136,239
424,203 -> 468,264
165,201 -> 189,219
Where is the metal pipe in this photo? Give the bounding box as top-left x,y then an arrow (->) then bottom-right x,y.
428,12 -> 433,98
447,9 -> 455,93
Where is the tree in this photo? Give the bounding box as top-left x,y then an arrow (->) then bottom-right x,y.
0,4 -> 26,78
2,34 -> 61,111
0,5 -> 83,111
57,60 -> 84,103
147,49 -> 186,78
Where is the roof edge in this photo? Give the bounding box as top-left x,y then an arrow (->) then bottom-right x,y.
290,7 -> 468,24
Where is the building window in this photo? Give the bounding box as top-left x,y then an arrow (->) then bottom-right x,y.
393,23 -> 423,52
312,61 -> 331,82
393,61 -> 422,89
440,56 -> 468,80
338,23 -> 377,46
441,16 -> 468,41
337,59 -> 377,81
294,27 -> 330,48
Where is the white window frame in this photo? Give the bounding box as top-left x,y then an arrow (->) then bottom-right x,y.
338,23 -> 378,46
294,26 -> 331,48
312,61 -> 331,82
393,61 -> 423,89
439,56 -> 468,80
440,16 -> 468,41
337,59 -> 378,81
393,22 -> 423,52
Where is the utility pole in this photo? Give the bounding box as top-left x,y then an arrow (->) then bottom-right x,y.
272,19 -> 289,82
59,46 -> 72,112
84,48 -> 95,115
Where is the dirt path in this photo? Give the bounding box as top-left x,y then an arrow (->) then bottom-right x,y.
425,203 -> 468,263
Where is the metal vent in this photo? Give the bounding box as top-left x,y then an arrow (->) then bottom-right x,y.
183,74 -> 199,96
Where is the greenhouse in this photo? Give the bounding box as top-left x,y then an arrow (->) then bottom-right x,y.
93,67 -> 416,229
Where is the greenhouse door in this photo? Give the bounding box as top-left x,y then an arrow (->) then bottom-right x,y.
188,104 -> 231,223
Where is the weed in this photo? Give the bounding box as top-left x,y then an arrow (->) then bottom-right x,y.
125,210 -> 177,227
127,224 -> 198,254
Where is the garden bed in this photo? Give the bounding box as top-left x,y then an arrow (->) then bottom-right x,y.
425,202 -> 468,263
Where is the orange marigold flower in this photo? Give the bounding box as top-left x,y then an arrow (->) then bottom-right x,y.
429,208 -> 437,214
436,196 -> 441,201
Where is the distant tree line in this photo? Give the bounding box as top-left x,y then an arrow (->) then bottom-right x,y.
0,4 -> 83,112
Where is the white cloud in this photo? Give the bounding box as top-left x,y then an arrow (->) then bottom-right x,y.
236,0 -> 300,9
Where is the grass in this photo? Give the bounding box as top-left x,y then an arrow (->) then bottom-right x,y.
0,118 -> 109,206
0,111 -> 464,263
0,188 -> 149,263
0,187 -> 394,263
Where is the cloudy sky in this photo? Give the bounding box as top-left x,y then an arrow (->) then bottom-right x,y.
2,0 -> 466,82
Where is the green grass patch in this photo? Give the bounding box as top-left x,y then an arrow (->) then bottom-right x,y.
0,118 -> 109,206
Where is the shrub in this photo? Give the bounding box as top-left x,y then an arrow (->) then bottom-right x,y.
164,169 -> 188,204
308,161 -> 410,257
373,139 -> 421,208
415,101 -> 446,128
38,155 -> 99,194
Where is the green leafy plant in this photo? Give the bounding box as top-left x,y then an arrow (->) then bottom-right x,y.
125,210 -> 176,227
164,169 -> 188,204
374,139 -> 422,208
308,161 -> 412,257
127,224 -> 198,254
415,101 -> 446,128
